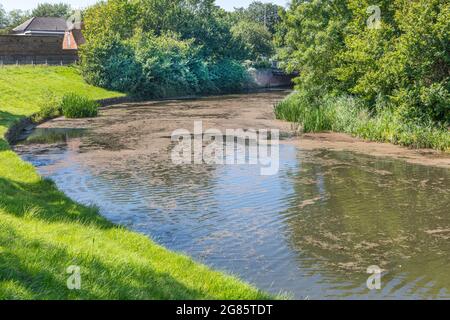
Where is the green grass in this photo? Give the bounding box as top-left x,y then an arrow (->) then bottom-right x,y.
60,93 -> 99,118
0,66 -> 270,299
275,92 -> 450,152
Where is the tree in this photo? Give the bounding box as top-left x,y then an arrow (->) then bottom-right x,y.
82,0 -> 137,41
0,4 -> 8,29
137,0 -> 238,59
233,1 -> 284,34
0,7 -> 31,34
231,20 -> 274,60
32,3 -> 72,18
83,0 -> 240,60
7,10 -> 31,28
276,0 -> 351,104
276,0 -> 450,124
80,0 -> 250,98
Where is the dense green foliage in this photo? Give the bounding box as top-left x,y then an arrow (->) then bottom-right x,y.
0,4 -> 7,29
81,30 -> 250,98
231,20 -> 274,60
80,0 -> 284,98
232,1 -> 284,35
275,0 -> 449,150
31,2 -> 72,18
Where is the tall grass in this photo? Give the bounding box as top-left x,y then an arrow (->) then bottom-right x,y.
275,92 -> 450,151
61,93 -> 99,118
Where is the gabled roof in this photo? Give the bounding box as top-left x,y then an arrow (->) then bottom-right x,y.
12,18 -> 35,32
13,17 -> 68,33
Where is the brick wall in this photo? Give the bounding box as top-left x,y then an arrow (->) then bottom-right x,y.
0,35 -> 78,65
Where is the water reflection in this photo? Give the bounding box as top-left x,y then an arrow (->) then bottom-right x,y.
21,128 -> 85,144
283,151 -> 450,298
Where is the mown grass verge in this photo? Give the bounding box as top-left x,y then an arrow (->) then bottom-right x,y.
275,93 -> 450,152
0,66 -> 270,299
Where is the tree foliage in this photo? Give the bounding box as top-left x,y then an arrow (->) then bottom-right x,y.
231,21 -> 274,60
233,1 -> 284,34
277,0 -> 450,125
276,0 -> 450,125
83,0 -> 243,60
7,10 -> 31,27
31,2 -> 72,18
80,0 -> 255,98
0,4 -> 7,29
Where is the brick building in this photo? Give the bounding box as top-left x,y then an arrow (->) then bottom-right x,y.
0,17 -> 85,65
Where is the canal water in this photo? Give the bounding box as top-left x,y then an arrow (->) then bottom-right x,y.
14,93 -> 450,299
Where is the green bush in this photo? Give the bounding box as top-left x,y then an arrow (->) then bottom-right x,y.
275,0 -> 450,148
79,0 -> 256,99
231,20 -> 274,60
81,31 -> 250,98
81,34 -> 141,93
60,93 -> 99,118
131,32 -> 205,98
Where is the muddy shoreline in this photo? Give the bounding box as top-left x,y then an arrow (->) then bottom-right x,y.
10,90 -> 450,169
290,132 -> 450,169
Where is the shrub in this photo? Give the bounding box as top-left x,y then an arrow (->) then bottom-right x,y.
80,34 -> 141,93
276,0 -> 450,144
80,31 -> 251,98
60,93 -> 99,118
33,91 -> 62,122
208,59 -> 250,93
231,20 -> 274,60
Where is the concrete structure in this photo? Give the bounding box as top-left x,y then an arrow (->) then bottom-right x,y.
249,68 -> 295,88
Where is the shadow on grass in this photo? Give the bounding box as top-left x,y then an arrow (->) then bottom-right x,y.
0,223 -> 210,299
0,110 -> 23,128
0,139 -> 10,152
0,176 -> 113,229
0,176 -> 233,299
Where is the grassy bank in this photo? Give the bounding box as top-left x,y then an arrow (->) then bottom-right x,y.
0,66 -> 269,299
275,93 -> 450,152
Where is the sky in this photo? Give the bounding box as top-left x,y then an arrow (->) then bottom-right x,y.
1,0 -> 289,12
